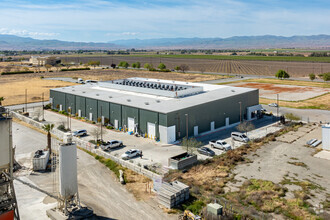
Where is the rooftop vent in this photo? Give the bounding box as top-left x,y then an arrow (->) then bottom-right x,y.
127,99 -> 131,102
109,96 -> 112,98
144,102 -> 149,105
82,91 -> 86,93
72,89 -> 75,91
231,90 -> 235,92
96,94 -> 99,96
156,100 -> 160,103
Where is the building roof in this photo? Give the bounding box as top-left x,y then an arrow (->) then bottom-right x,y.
51,77 -> 257,114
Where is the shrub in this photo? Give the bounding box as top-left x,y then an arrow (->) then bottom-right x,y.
40,76 -> 44,79
60,68 -> 90,71
322,72 -> 330,81
183,200 -> 205,215
309,73 -> 315,81
1,71 -> 34,75
118,61 -> 129,68
57,124 -> 69,132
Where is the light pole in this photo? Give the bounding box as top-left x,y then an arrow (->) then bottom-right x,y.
185,114 -> 188,152
100,106 -> 103,141
68,107 -> 72,131
25,89 -> 27,113
42,92 -> 44,121
239,101 -> 242,122
277,94 -> 279,118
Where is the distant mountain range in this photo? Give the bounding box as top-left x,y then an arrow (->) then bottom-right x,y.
109,35 -> 330,49
0,34 -> 119,50
0,34 -> 329,50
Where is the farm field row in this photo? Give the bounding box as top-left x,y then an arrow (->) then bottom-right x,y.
62,56 -> 330,77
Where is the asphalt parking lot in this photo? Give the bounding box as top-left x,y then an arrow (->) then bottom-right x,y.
24,108 -> 283,169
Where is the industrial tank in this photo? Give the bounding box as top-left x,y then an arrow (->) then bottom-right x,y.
0,118 -> 10,170
59,143 -> 78,197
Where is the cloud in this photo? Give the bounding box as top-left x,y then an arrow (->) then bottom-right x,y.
0,0 -> 329,41
0,28 -> 59,38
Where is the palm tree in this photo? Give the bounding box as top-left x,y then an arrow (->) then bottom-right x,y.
0,97 -> 4,105
42,124 -> 54,154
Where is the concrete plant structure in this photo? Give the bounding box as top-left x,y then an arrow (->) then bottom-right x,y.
0,106 -> 19,220
50,77 -> 260,144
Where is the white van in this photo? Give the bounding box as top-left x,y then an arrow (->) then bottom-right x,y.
231,132 -> 250,143
77,78 -> 84,84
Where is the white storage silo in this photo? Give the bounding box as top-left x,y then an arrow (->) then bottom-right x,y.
322,123 -> 330,150
59,143 -> 78,197
0,118 -> 10,170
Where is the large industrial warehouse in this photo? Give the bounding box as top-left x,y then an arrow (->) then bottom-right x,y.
50,77 -> 261,144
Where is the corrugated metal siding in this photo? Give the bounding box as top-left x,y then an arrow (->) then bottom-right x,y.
98,101 -> 110,122
76,96 -> 86,117
167,90 -> 259,139
50,90 -> 66,110
139,109 -> 159,137
121,105 -> 139,128
66,94 -> 76,113
110,103 -> 121,127
86,98 -> 98,121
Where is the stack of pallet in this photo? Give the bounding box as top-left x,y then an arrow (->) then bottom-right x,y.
158,181 -> 189,209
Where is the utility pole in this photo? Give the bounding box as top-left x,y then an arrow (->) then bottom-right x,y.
239,102 -> 242,122
100,106 -> 103,141
25,89 -> 27,113
185,114 -> 188,152
42,92 -> 44,121
277,94 -> 279,118
68,107 -> 72,131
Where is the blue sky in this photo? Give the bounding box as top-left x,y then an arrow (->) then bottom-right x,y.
0,0 -> 329,42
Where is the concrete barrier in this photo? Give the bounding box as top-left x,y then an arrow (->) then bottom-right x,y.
11,111 -> 161,180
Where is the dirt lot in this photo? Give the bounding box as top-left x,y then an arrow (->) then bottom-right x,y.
0,69 -> 223,106
227,124 -> 330,218
62,55 -> 330,77
165,123 -> 330,219
232,82 -> 330,101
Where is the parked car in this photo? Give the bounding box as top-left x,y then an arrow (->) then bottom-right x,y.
231,132 -> 250,143
85,80 -> 98,84
100,140 -> 123,151
197,147 -> 215,156
72,129 -> 87,137
121,149 -> 142,160
268,103 -> 278,107
209,140 -> 232,151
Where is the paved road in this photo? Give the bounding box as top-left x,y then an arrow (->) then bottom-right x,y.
262,104 -> 330,123
5,101 -> 50,111
13,121 -> 176,220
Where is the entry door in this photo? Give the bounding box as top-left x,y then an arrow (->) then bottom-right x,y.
114,120 -> 119,129
128,117 -> 135,132
78,109 -> 81,117
59,105 -> 62,111
147,122 -> 156,138
194,126 -> 198,136
226,117 -> 229,127
89,113 -> 93,121
210,121 -> 215,131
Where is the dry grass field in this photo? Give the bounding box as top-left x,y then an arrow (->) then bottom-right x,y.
227,79 -> 330,110
0,68 -> 224,106
62,56 -> 330,77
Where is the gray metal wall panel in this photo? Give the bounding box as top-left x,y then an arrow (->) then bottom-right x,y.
51,90 -> 66,110
167,90 -> 259,139
75,96 -> 86,117
159,113 -> 167,127
86,98 -> 98,121
139,110 -> 159,137
65,94 -> 76,113
110,103 -> 122,127
121,105 -> 139,128
98,101 -> 110,122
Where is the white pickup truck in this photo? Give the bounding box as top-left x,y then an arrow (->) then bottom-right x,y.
100,140 -> 123,151
209,140 -> 232,151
